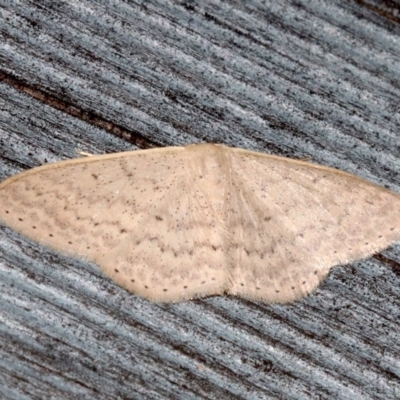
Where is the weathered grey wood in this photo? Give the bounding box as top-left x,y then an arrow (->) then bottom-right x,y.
0,1 -> 400,399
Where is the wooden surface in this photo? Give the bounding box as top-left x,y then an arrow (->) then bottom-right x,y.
1,1 -> 400,399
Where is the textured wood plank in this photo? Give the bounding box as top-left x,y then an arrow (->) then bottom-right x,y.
1,1 -> 400,399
